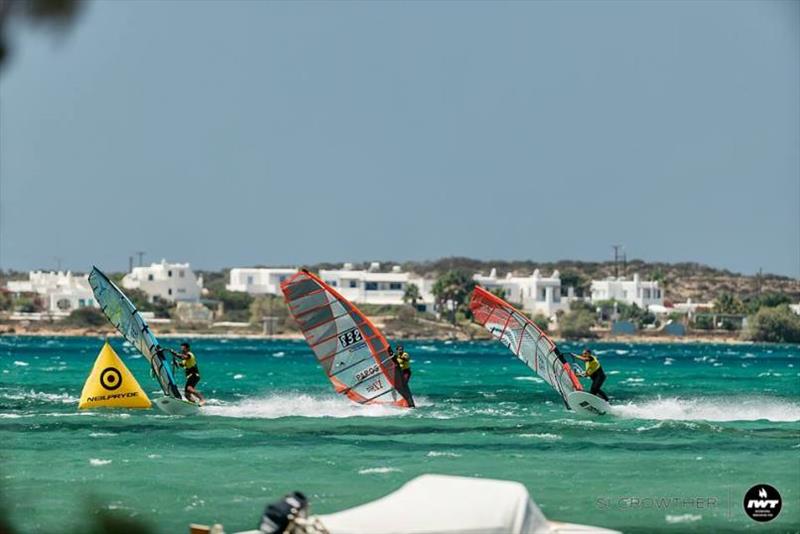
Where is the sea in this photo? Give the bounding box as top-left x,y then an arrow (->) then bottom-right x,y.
1,336 -> 798,533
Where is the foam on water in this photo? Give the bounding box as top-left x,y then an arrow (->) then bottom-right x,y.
614,396 -> 800,422
358,467 -> 401,474
665,514 -> 702,524
202,393 -> 409,419
1,389 -> 78,404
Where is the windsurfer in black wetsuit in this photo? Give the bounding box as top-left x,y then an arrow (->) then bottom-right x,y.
575,349 -> 609,401
394,345 -> 411,385
170,342 -> 205,404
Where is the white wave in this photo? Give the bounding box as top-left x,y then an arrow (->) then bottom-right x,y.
89,458 -> 112,466
665,514 -> 702,524
519,433 -> 562,441
514,376 -> 543,383
2,390 -> 78,404
0,413 -> 21,418
89,432 -> 117,438
426,451 -> 462,457
614,397 -> 800,422
202,393 -> 409,419
358,467 -> 400,474
272,352 -> 285,358
13,361 -> 29,367
233,374 -> 245,380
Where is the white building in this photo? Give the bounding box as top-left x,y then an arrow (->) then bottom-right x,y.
590,273 -> 663,308
472,268 -> 575,317
226,267 -> 297,294
122,260 -> 202,303
5,271 -> 98,315
319,263 -> 435,311
226,263 -> 436,311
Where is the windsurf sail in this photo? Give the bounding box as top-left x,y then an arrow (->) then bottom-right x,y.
281,270 -> 414,408
88,267 -> 183,400
469,286 -> 582,405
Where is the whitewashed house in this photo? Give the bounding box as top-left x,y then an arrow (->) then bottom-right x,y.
473,268 -> 575,317
122,260 -> 202,303
319,263 -> 436,311
225,263 -> 436,311
226,267 -> 297,294
5,271 -> 98,315
590,273 -> 663,308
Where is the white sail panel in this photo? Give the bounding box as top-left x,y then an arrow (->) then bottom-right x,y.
470,286 -> 582,404
282,270 -> 414,408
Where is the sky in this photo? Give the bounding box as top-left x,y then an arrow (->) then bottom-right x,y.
0,0 -> 798,276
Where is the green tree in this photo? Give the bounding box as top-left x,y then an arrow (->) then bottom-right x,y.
15,296 -> 43,313
744,292 -> 792,314
559,270 -> 589,297
214,288 -> 254,321
249,295 -> 288,327
742,305 -> 800,343
558,309 -> 596,339
402,283 -> 420,306
432,270 -> 475,324
713,293 -> 745,315
488,287 -> 506,299
0,290 -> 12,311
569,299 -> 596,314
63,307 -> 106,327
532,314 -> 550,333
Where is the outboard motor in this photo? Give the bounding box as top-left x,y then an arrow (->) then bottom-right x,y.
258,491 -> 309,534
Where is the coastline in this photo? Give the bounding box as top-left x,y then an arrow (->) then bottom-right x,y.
0,325 -> 749,345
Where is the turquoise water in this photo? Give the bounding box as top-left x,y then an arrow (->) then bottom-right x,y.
1,336 -> 799,533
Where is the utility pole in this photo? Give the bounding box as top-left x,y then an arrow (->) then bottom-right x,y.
135,251 -> 145,267
128,256 -> 134,273
612,245 -> 622,278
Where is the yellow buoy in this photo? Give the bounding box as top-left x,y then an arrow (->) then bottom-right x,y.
79,341 -> 152,409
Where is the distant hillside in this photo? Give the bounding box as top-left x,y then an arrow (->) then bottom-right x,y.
306,257 -> 799,304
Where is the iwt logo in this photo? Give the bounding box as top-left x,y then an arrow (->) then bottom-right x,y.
743,484 -> 782,522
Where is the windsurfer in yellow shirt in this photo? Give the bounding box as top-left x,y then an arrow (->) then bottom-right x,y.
392,344 -> 412,384
575,348 -> 609,401
170,342 -> 205,405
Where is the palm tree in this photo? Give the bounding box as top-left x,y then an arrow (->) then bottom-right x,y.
432,270 -> 475,324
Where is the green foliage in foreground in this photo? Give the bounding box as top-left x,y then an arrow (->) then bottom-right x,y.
558,309 -> 596,339
742,305 -> 800,343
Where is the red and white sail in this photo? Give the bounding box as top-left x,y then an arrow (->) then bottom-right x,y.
470,286 -> 582,404
281,270 -> 414,408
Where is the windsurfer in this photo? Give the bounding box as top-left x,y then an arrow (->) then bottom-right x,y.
575,349 -> 609,401
393,345 -> 412,384
170,343 -> 205,404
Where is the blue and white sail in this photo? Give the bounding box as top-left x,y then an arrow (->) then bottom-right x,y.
88,267 -> 183,400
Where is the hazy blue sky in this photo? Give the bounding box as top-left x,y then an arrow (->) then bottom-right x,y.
1,1 -> 798,276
